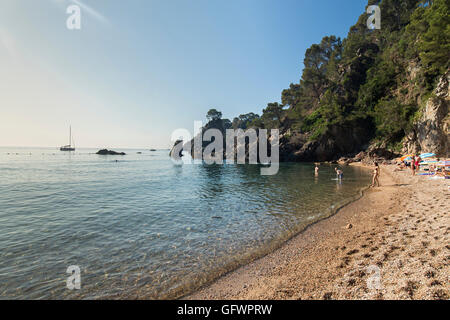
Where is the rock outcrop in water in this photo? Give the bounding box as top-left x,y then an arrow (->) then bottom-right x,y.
169,140 -> 184,159
96,149 -> 126,155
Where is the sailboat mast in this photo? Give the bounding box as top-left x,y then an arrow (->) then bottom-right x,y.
60,125 -> 75,151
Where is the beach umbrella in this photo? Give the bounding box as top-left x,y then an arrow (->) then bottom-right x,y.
401,154 -> 413,161
420,153 -> 436,159
420,160 -> 438,165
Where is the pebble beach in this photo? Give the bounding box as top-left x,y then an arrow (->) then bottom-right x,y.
187,164 -> 449,300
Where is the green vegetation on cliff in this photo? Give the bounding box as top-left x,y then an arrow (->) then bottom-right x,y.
205,0 -> 449,160
281,0 -> 448,146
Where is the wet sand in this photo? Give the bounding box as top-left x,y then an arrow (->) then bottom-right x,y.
186,164 -> 449,300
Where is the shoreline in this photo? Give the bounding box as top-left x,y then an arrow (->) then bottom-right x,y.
185,164 -> 449,300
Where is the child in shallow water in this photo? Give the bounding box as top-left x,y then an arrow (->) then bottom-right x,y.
335,167 -> 343,180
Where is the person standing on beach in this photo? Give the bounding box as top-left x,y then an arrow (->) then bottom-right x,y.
411,156 -> 416,176
415,155 -> 421,173
371,162 -> 380,187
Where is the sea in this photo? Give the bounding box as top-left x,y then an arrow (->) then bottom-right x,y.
0,147 -> 372,299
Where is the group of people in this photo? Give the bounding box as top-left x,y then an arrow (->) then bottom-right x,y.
315,165 -> 343,179
395,155 -> 447,177
395,155 -> 422,175
427,160 -> 446,176
314,163 -> 380,188
314,165 -> 344,180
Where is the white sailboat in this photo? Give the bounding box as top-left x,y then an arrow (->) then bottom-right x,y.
60,126 -> 75,151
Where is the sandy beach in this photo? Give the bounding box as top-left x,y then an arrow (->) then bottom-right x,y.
186,164 -> 449,300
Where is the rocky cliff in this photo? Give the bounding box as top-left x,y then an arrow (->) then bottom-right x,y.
403,71 -> 450,157
279,120 -> 373,162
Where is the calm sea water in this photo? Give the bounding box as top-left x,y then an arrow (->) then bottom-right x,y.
0,147 -> 371,299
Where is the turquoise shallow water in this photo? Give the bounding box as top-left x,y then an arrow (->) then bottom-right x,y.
0,147 -> 371,299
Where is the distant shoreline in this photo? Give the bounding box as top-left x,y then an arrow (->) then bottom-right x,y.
0,146 -> 169,150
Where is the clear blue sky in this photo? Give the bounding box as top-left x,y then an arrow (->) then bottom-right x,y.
0,0 -> 368,148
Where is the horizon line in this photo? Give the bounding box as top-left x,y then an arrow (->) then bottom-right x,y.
0,145 -> 171,150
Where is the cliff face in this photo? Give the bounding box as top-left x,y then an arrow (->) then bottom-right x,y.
279,121 -> 373,162
275,70 -> 450,162
281,71 -> 449,162
403,71 -> 450,157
